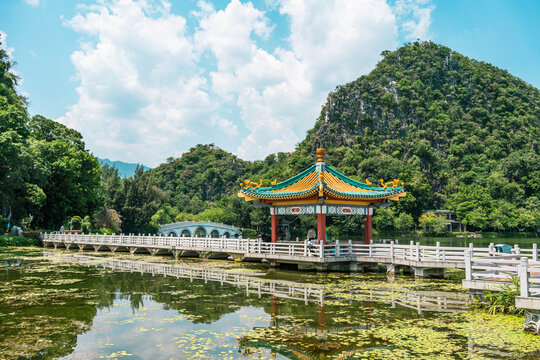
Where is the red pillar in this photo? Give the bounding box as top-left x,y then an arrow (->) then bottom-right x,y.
317,213 -> 326,244
271,213 -> 279,243
317,303 -> 327,339
364,214 -> 372,244
270,294 -> 278,327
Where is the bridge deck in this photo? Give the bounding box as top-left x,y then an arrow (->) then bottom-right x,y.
44,233 -> 528,268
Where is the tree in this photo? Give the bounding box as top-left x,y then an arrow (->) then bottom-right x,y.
31,137 -> 102,229
373,207 -> 395,230
419,212 -> 448,234
448,185 -> 494,230
93,207 -> 122,233
394,212 -> 414,232
150,204 -> 179,225
101,164 -> 125,211
119,166 -> 166,234
70,216 -> 82,230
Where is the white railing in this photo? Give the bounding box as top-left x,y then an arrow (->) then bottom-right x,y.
43,233 -> 538,265
464,252 -> 540,301
518,257 -> 540,298
52,253 -> 468,312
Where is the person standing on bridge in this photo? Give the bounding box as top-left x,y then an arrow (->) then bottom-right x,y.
306,226 -> 317,253
307,226 -> 316,241
284,226 -> 291,241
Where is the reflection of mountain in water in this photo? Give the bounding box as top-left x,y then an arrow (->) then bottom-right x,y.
4,252 -> 531,360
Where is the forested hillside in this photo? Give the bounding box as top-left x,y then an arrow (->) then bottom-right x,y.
150,42 -> 539,233
298,41 -> 539,230
0,47 -> 102,229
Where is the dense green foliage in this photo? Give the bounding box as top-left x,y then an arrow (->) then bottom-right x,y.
0,46 -> 102,230
0,236 -> 41,247
101,165 -> 166,234
147,42 -> 539,234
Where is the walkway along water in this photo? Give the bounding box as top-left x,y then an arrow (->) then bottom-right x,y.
43,232 -> 540,332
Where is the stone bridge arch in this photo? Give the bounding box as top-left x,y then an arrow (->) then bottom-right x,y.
157,221 -> 242,239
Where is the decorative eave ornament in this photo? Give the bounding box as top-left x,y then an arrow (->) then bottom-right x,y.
238,148 -> 406,205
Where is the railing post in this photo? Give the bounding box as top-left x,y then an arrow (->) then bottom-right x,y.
534,244 -> 538,262
489,242 -> 495,256
304,240 -> 308,256
436,241 -> 440,260
390,241 -> 394,259
469,242 -> 474,258
319,243 -> 324,258
514,244 -> 521,256
415,242 -> 420,261
348,239 -> 352,255
409,241 -> 414,259
465,250 -> 472,281
336,240 -> 340,256
519,257 -> 529,298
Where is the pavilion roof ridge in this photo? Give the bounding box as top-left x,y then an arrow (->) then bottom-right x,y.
256,164 -> 316,191
238,148 -> 406,203
324,165 -> 404,192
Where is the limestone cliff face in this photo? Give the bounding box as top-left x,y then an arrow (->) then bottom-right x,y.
300,41 -> 539,159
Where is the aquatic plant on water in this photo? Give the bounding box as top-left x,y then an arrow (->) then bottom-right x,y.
469,274 -> 524,315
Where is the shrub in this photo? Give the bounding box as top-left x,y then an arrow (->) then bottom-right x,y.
0,236 -> 41,247
71,216 -> 82,230
469,274 -> 523,315
241,228 -> 257,238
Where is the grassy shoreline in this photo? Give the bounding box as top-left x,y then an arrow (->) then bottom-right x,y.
0,236 -> 42,247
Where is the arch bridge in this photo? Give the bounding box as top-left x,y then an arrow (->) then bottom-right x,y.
158,221 -> 241,239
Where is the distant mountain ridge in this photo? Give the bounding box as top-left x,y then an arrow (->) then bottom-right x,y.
99,158 -> 151,178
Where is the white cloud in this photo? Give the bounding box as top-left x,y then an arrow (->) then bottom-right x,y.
23,0 -> 40,7
279,0 -> 398,88
58,0 -> 213,166
0,31 -> 23,90
195,0 -> 400,159
210,115 -> 239,136
0,31 -> 15,58
393,0 -> 434,41
58,0 -> 434,165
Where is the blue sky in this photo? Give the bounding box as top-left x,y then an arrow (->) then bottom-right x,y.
1,0 -> 538,166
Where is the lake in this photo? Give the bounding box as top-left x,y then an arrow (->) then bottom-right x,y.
1,247 -> 540,359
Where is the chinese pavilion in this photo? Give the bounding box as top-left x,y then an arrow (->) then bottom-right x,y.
238,149 -> 406,244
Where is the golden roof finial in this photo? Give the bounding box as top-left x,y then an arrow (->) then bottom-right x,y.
316,148 -> 325,162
